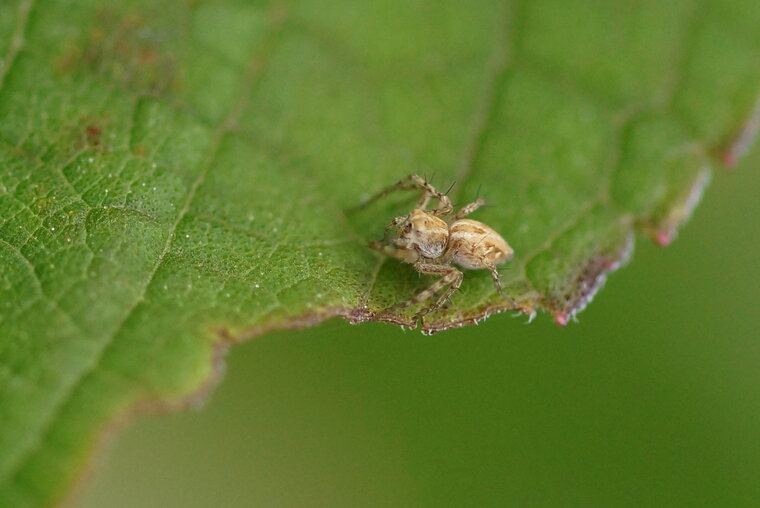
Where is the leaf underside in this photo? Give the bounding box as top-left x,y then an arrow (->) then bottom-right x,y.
0,0 -> 758,506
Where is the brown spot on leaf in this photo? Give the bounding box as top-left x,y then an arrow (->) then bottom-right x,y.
67,116 -> 109,152
56,8 -> 179,95
86,124 -> 102,146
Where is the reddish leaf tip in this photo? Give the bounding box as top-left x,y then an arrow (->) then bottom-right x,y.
654,231 -> 673,247
721,150 -> 737,168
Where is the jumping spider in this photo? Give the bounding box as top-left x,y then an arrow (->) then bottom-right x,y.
362,174 -> 513,320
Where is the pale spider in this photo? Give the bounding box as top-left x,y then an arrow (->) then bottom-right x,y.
361,174 -> 514,319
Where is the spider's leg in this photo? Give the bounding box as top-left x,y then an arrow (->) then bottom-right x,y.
352,175 -> 425,210
487,264 -> 504,296
412,175 -> 453,216
352,174 -> 453,216
369,241 -> 418,264
384,215 -> 406,234
380,263 -> 462,319
453,198 -> 485,220
414,266 -> 464,320
416,193 -> 432,210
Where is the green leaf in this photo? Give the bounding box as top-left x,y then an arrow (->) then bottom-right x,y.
0,0 -> 757,506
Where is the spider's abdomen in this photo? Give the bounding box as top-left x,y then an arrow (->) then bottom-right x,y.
447,219 -> 513,270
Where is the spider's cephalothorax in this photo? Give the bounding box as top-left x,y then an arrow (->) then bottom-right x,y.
383,209 -> 449,261
362,174 -> 513,320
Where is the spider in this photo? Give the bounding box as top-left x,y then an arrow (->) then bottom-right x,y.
361,174 -> 514,320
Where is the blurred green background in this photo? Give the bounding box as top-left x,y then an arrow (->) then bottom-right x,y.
78,147 -> 760,507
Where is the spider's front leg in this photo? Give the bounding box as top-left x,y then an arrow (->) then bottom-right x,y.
410,175 -> 453,216
453,198 -> 485,220
380,262 -> 463,320
368,241 -> 419,264
383,215 -> 406,236
352,174 -> 453,216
